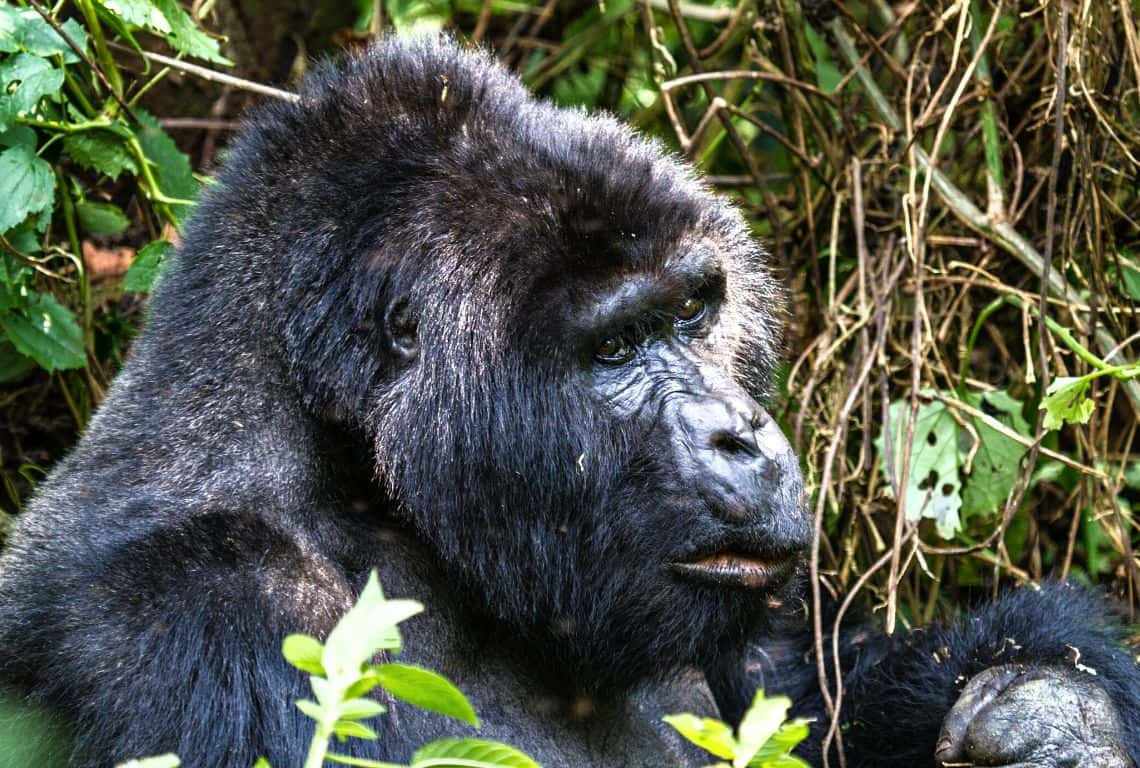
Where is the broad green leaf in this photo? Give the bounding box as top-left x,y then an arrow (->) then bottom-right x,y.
123,240 -> 172,292
77,201 -> 130,236
0,291 -> 85,371
662,713 -> 736,760
0,339 -> 34,383
748,719 -> 812,767
282,633 -> 326,676
134,109 -> 198,224
64,130 -> 139,180
960,390 -> 1029,519
294,698 -> 323,721
0,6 -> 20,53
101,0 -> 171,32
372,663 -> 478,726
18,15 -> 89,62
0,54 -> 64,130
411,737 -> 541,768
321,571 -> 423,678
4,221 -> 42,253
332,720 -> 377,741
115,756 -> 180,768
735,691 -> 792,768
0,144 -> 54,233
1040,376 -> 1095,430
876,396 -> 964,538
0,124 -> 36,149
150,0 -> 231,64
337,697 -> 386,721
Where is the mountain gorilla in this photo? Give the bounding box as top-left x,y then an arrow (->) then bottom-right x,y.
0,37 -> 1137,768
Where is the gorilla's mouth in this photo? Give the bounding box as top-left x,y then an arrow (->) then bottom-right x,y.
670,551 -> 798,589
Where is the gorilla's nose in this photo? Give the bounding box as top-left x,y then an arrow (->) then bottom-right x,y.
677,393 -> 805,527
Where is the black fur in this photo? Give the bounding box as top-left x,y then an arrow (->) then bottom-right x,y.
0,37 -> 1136,768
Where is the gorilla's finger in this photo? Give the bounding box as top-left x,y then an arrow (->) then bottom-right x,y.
935,664 -> 1024,763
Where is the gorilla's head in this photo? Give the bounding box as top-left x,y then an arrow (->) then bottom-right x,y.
189,37 -> 809,690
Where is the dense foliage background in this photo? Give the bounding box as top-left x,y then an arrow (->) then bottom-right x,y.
1,0 -> 1138,741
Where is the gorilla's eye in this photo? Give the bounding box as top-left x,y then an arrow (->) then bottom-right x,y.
595,336 -> 635,364
675,296 -> 706,324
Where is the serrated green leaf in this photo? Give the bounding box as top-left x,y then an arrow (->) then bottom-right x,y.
0,54 -> 64,130
134,109 -> 198,224
662,713 -> 736,760
337,697 -> 386,721
19,16 -> 88,62
735,691 -> 792,768
282,633 -> 326,676
876,395 -> 964,538
322,571 -> 423,678
372,663 -> 478,726
960,390 -> 1030,519
150,0 -> 231,64
1040,376 -> 1096,430
123,239 -> 172,292
411,737 -> 541,768
331,719 -> 377,741
0,144 -> 54,234
114,755 -> 180,768
0,291 -> 85,371
100,0 -> 171,32
76,201 -> 129,236
294,698 -> 323,721
64,130 -> 139,180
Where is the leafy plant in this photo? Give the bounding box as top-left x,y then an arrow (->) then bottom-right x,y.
664,689 -> 811,768
0,0 -> 214,385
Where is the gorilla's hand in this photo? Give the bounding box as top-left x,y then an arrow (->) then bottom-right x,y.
934,664 -> 1130,767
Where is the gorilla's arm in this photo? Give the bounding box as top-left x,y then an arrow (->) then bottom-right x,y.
710,584 -> 1140,768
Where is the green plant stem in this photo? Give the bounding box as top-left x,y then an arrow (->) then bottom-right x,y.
968,0 -> 1005,218
304,726 -> 331,768
957,296 -> 1006,395
54,168 -> 91,357
72,0 -> 123,98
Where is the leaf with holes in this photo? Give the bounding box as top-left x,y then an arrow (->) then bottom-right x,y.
961,390 -> 1030,520
0,54 -> 64,131
0,290 -> 85,371
876,396 -> 963,538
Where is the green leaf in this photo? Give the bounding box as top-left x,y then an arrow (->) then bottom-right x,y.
748,719 -> 812,767
0,6 -> 20,53
134,109 -> 199,224
76,201 -> 130,236
321,571 -> 423,678
282,633 -> 326,676
662,713 -> 736,760
0,124 -> 36,149
114,756 -> 181,768
294,698 -> 323,721
411,737 -> 541,768
735,691 -> 792,768
64,129 -> 139,180
0,290 -> 85,371
0,54 -> 64,130
0,144 -> 54,234
1040,376 -> 1095,430
100,0 -> 171,32
371,663 -> 478,726
876,395 -> 964,538
123,239 -> 172,292
0,338 -> 34,383
332,720 -> 378,741
337,697 -> 386,721
150,0 -> 231,64
0,8 -> 88,62
961,390 -> 1030,519
251,759 -> 272,768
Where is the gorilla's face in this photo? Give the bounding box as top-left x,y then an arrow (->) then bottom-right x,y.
269,43 -> 811,688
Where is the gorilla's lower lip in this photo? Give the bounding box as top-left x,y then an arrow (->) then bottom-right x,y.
670,553 -> 795,589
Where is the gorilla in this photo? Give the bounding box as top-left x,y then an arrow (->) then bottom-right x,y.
0,36 -> 1137,768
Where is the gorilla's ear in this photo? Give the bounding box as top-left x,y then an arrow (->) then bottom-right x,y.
384,297 -> 419,363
